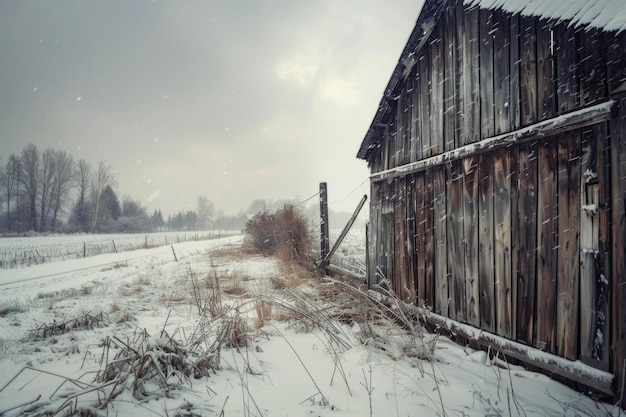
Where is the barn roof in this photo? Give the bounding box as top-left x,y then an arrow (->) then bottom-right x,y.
356,0 -> 626,160
467,0 -> 626,33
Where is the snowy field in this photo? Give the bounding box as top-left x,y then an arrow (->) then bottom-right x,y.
0,233 -> 621,416
0,231 -> 235,269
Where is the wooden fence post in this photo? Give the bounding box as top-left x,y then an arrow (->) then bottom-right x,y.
319,182 -> 330,272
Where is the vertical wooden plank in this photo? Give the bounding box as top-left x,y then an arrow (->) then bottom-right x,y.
595,122 -> 611,370
479,153 -> 495,332
380,126 -> 387,172
509,13 -> 521,131
384,211 -> 395,289
370,143 -> 381,174
556,131 -> 581,360
455,0 -> 467,146
406,176 -> 417,303
387,114 -> 396,170
520,16 -> 538,127
405,76 -> 414,164
382,184 -> 395,288
463,156 -> 480,327
479,9 -> 495,139
410,71 -> 421,163
536,139 -> 558,353
419,51 -> 432,158
391,101 -> 400,169
395,178 -> 407,300
580,126 -> 607,367
444,3 -> 457,153
453,1 -> 480,145
397,88 -> 407,166
510,159 -> 520,340
608,34 -> 626,406
493,9 -> 510,135
424,168 -> 436,308
514,142 -> 538,345
537,19 -> 556,121
555,23 -> 578,113
434,166 -> 448,316
430,21 -> 445,155
608,31 -> 626,95
478,8 -> 495,333
415,173 -> 427,305
492,10 -> 513,339
447,160 -> 465,322
494,148 -> 513,339
403,84 -> 412,165
578,28 -> 607,105
508,18 -> 521,338
466,5 -> 481,143
610,95 -> 626,408
579,127 -> 597,362
368,182 -> 381,288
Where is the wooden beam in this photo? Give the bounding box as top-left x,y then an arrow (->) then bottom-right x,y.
413,304 -> 615,396
370,101 -> 614,183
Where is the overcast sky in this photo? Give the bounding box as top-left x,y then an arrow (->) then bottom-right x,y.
0,1 -> 423,217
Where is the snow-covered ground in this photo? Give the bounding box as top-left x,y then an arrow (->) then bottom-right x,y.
0,231 -> 233,268
0,234 -> 621,416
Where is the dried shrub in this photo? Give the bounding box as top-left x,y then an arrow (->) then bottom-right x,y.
244,206 -> 313,265
97,329 -> 219,401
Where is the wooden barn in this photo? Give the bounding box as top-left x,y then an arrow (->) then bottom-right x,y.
357,0 -> 626,403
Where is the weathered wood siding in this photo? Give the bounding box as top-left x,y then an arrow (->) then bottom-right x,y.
364,0 -> 625,401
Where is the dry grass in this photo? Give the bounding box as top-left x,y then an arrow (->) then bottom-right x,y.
254,299 -> 273,329
223,279 -> 247,296
133,275 -> 152,286
115,312 -> 135,325
211,244 -> 256,260
0,297 -> 30,316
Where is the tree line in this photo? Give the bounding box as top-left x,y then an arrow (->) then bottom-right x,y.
0,143 -> 225,234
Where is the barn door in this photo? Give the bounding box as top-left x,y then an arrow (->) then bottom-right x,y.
579,124 -> 610,370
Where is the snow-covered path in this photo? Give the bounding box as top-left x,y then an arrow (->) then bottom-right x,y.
0,235 -> 243,300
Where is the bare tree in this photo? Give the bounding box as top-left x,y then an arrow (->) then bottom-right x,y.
49,150 -> 75,230
39,149 -> 56,231
90,160 -> 117,232
3,154 -> 21,232
20,144 -> 40,231
71,159 -> 92,232
196,195 -> 215,230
